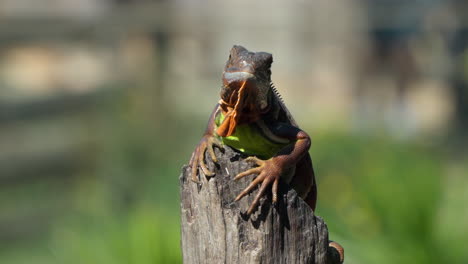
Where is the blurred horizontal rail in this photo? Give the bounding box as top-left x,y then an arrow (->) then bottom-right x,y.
2,2 -> 468,41
0,206 -> 67,245
0,149 -> 92,185
0,88 -> 116,124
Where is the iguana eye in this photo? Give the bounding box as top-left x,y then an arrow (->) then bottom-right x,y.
259,100 -> 268,110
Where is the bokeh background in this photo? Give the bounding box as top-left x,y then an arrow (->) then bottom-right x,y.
1,0 -> 467,263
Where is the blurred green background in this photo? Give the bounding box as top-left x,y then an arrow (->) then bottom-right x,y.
1,1 -> 468,263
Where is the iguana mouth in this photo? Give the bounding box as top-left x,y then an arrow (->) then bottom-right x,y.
218,72 -> 261,137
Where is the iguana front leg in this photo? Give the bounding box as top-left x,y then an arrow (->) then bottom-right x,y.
234,124 -> 311,215
189,104 -> 223,183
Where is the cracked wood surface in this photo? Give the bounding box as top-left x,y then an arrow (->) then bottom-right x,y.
180,146 -> 330,264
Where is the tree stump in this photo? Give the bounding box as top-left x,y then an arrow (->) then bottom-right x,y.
180,146 -> 336,264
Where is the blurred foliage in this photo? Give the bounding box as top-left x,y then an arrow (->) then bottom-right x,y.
4,111 -> 467,263
314,132 -> 443,263
50,204 -> 181,264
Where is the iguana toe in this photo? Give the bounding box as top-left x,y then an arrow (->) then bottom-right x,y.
189,135 -> 223,182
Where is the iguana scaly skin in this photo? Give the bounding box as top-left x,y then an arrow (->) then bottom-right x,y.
189,45 -> 343,262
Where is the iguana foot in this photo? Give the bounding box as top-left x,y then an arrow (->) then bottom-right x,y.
328,241 -> 344,264
189,135 -> 223,183
234,156 -> 282,215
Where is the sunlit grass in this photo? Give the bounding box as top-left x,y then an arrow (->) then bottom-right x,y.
313,131 -> 446,263
50,204 -> 182,264
2,121 -> 467,264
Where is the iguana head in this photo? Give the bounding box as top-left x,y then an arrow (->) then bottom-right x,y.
217,45 -> 273,137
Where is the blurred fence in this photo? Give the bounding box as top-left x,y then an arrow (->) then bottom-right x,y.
0,89 -> 110,244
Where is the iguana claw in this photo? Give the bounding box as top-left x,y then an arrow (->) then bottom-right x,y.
189,135 -> 223,183
234,156 -> 282,215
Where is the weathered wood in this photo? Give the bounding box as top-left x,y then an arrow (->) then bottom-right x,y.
180,146 -> 333,264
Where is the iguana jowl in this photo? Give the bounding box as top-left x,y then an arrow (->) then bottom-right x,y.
190,45 -> 343,263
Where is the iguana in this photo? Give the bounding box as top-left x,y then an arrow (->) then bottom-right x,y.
189,45 -> 344,263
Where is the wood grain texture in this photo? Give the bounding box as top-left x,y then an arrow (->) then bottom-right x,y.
180,146 -> 333,264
